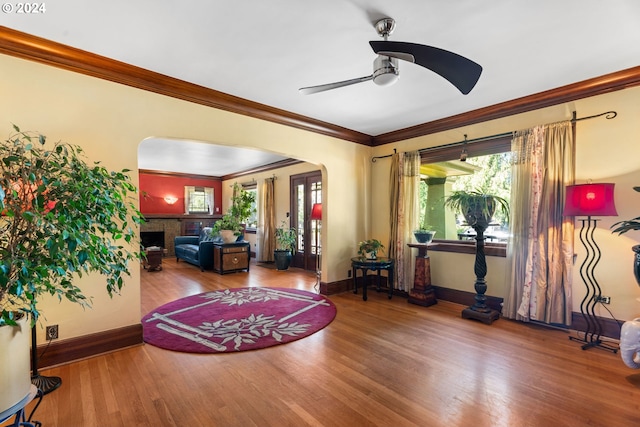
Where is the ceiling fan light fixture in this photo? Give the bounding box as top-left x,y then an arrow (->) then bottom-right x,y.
372,56 -> 399,86
298,16 -> 481,95
373,72 -> 398,87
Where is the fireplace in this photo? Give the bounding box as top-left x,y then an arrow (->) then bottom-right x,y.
141,231 -> 165,249
139,218 -> 181,257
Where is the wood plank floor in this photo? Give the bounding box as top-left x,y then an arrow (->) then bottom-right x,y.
6,258 -> 640,427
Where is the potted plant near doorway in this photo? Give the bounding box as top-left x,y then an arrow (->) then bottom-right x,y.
274,221 -> 297,270
0,125 -> 143,411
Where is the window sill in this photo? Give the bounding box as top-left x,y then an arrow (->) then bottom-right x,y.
427,239 -> 506,257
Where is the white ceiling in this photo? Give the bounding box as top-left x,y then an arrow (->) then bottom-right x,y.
3,0 -> 640,175
137,138 -> 290,176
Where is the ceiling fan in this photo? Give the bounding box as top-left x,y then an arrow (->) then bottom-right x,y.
299,18 -> 482,95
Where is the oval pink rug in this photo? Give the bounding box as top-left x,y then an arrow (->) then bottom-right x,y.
142,287 -> 336,353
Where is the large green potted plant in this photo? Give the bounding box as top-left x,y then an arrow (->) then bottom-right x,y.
228,182 -> 255,226
444,189 -> 510,229
211,182 -> 255,243
0,125 -> 143,411
444,188 -> 509,324
274,220 -> 297,270
611,186 -> 640,286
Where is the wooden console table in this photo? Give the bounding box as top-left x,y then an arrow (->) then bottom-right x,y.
213,241 -> 250,274
407,243 -> 437,307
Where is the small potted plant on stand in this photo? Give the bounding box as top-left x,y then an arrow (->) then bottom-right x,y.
444,188 -> 509,324
0,125 -> 142,411
413,225 -> 436,244
274,221 -> 297,270
211,182 -> 255,243
211,213 -> 243,243
358,239 -> 385,259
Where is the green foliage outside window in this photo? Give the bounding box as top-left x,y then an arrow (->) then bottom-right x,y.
419,152 -> 512,240
452,153 -> 511,227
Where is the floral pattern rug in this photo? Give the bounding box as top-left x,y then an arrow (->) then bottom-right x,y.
142,287 -> 336,353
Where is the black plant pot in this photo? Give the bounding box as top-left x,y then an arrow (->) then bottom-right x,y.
633,245 -> 640,286
274,249 -> 292,270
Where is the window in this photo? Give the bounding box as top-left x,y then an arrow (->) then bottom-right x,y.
184,186 -> 214,214
243,185 -> 258,230
419,136 -> 512,255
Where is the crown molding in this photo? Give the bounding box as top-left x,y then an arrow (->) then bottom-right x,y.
138,169 -> 222,180
372,66 -> 640,145
2,26 -> 639,148
138,158 -> 302,180
221,158 -> 303,181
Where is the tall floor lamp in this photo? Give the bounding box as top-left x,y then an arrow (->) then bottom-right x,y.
311,203 -> 322,292
563,183 -> 618,352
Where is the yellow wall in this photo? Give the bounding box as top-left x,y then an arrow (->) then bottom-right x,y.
0,53 -> 370,341
370,87 -> 640,321
3,50 -> 640,344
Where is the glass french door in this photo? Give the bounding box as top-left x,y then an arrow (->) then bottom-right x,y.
290,171 -> 321,271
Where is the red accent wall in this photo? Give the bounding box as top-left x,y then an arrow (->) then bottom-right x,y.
139,173 -> 222,215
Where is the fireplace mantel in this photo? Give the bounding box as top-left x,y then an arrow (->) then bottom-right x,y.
142,213 -> 222,220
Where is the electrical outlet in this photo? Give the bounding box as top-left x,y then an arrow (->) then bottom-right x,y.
46,324 -> 59,340
348,270 -> 352,278
597,296 -> 611,304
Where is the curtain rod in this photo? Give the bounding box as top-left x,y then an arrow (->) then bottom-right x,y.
371,110 -> 617,162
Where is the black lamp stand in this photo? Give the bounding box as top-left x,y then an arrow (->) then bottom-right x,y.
569,217 -> 617,353
314,250 -> 321,293
312,214 -> 322,293
31,326 -> 62,394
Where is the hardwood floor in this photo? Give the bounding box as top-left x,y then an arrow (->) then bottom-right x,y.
6,258 -> 640,427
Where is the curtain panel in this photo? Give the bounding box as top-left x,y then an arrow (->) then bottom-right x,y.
259,178 -> 275,262
389,151 -> 420,292
184,186 -> 192,214
504,122 -> 575,325
205,187 -> 214,214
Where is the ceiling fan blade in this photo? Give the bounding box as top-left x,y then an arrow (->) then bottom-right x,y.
299,75 -> 373,95
370,41 -> 482,94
